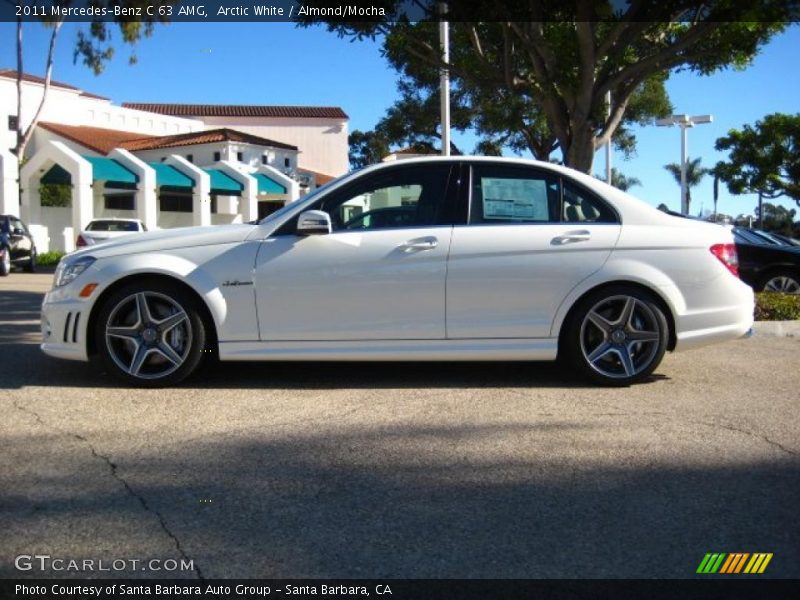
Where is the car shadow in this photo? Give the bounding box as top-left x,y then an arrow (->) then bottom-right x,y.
0,288 -> 670,390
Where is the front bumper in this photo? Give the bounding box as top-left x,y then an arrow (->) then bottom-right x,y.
40,290 -> 91,362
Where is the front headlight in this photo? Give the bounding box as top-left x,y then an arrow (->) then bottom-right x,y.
54,255 -> 96,288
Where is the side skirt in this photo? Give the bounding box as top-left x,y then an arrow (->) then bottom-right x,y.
218,338 -> 558,362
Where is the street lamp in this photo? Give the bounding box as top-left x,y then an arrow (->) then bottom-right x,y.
656,114 -> 713,215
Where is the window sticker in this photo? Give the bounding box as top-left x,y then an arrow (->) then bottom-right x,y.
481,177 -> 549,221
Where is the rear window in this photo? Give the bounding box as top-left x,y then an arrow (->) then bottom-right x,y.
87,220 -> 140,232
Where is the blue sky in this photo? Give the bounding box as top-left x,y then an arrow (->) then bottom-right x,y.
2,21 -> 799,217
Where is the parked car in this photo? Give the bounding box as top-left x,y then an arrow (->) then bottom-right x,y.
733,227 -> 800,294
76,218 -> 147,248
0,214 -> 36,276
41,157 -> 753,387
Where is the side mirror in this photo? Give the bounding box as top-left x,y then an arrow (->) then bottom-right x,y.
12,227 -> 24,236
297,210 -> 332,236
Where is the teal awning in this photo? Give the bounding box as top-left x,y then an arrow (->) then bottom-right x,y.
41,164 -> 71,185
148,162 -> 194,189
252,172 -> 287,194
205,168 -> 243,195
83,156 -> 138,185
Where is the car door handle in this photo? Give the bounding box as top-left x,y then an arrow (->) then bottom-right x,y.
551,230 -> 591,245
399,236 -> 438,251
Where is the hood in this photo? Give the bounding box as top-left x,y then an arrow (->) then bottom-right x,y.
70,223 -> 256,259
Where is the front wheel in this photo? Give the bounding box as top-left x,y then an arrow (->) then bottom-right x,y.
93,280 -> 208,387
0,247 -> 10,276
562,286 -> 669,386
24,248 -> 37,273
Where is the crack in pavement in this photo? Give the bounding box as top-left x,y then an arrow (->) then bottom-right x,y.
603,402 -> 797,457
11,399 -> 205,580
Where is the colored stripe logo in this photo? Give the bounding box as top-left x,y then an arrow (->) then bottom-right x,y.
697,553 -> 773,574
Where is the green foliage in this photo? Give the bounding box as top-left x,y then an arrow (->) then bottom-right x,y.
306,2 -> 787,172
755,292 -> 800,321
39,184 -> 71,207
348,130 -> 390,170
663,157 -> 710,214
756,202 -> 798,237
36,251 -> 66,266
595,168 -> 641,191
71,1 -> 178,74
714,113 -> 800,206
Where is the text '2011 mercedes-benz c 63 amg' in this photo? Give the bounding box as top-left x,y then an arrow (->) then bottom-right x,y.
41,157 -> 754,387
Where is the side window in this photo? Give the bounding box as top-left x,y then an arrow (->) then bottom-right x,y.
470,165 -> 560,224
315,165 -> 453,232
562,182 -> 618,223
11,218 -> 26,233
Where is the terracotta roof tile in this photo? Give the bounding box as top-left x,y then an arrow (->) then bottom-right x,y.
121,128 -> 298,151
299,168 -> 337,186
38,122 -> 156,155
0,69 -> 80,91
122,103 -> 349,120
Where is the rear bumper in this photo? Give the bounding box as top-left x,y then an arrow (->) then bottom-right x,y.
673,278 -> 754,351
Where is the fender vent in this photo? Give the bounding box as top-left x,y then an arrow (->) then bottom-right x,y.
72,312 -> 80,343
63,313 -> 72,343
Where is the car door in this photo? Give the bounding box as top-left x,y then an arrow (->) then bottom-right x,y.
9,217 -> 32,261
446,163 -> 622,339
254,163 -> 458,341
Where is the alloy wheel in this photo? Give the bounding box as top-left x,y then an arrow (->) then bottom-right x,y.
104,292 -> 192,380
579,295 -> 663,380
763,275 -> 800,295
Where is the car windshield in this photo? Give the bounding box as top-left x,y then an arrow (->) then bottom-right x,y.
257,171 -> 356,225
87,220 -> 140,232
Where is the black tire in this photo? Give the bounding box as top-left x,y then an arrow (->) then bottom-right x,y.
0,246 -> 10,277
93,279 -> 208,387
562,285 -> 669,386
759,270 -> 800,295
24,247 -> 37,273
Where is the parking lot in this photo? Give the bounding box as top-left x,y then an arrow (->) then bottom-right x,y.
1,271 -> 798,579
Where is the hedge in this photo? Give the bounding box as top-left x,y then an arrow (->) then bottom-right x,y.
36,251 -> 66,266
755,292 -> 800,321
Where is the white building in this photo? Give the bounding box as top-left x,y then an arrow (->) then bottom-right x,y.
0,69 -> 348,252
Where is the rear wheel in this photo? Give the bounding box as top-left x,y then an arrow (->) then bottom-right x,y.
563,286 -> 669,386
761,270 -> 800,295
93,280 -> 207,387
0,246 -> 9,276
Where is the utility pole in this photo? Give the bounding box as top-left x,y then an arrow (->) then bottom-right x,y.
656,114 -> 713,214
439,2 -> 450,156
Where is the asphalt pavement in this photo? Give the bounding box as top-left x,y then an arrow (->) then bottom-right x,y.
1,271 -> 798,579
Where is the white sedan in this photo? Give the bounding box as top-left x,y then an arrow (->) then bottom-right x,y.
76,218 -> 147,248
41,157 -> 754,387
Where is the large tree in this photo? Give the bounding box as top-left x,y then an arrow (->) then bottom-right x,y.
14,0 -> 174,161
310,1 -> 789,172
713,113 -> 800,209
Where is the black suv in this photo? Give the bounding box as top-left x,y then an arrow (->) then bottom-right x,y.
0,214 -> 37,276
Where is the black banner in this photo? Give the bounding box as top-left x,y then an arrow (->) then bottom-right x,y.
2,579 -> 800,600
2,0 -> 799,23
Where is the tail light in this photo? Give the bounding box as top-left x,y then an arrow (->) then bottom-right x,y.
710,243 -> 739,277
76,234 -> 88,248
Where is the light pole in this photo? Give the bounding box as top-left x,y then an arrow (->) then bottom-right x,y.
656,114 -> 713,214
439,2 -> 450,157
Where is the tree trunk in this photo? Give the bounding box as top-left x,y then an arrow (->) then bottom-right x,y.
563,125 -> 596,173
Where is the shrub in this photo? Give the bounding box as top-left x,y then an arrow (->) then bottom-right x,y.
36,251 -> 66,266
755,292 -> 800,321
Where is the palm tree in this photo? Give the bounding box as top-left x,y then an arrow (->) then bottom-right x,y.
664,157 -> 710,215
610,168 -> 641,192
